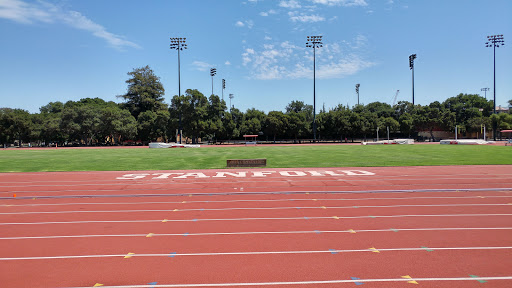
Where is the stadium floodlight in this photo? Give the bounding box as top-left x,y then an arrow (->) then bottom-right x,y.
170,37 -> 187,144
229,94 -> 234,112
409,54 -> 417,105
222,79 -> 226,100
485,34 -> 504,140
210,68 -> 217,96
481,87 -> 490,99
355,84 -> 360,105
306,35 -> 323,142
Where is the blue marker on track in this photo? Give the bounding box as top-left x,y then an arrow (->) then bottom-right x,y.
329,249 -> 338,254
148,282 -> 157,288
183,232 -> 189,236
351,277 -> 364,285
168,252 -> 177,257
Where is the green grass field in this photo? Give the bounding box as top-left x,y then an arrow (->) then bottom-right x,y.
0,145 -> 511,173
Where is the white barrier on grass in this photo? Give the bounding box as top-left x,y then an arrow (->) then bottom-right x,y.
362,139 -> 414,145
439,139 -> 493,145
149,142 -> 200,148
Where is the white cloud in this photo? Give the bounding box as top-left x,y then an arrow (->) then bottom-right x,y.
288,11 -> 325,22
0,0 -> 140,50
192,61 -> 213,72
235,20 -> 254,28
225,61 -> 231,66
279,0 -> 302,9
242,38 -> 375,80
259,9 -> 277,16
264,35 -> 272,40
309,0 -> 368,6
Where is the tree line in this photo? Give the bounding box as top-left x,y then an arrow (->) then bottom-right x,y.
1,65 -> 511,146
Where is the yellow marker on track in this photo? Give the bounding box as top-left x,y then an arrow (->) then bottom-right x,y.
348,229 -> 356,234
320,206 -> 327,209
173,209 -> 179,212
162,219 -> 168,223
146,233 -> 154,238
93,284 -> 104,287
368,247 -> 380,253
401,275 -> 418,284
332,216 -> 339,219
124,253 -> 135,259
182,201 -> 187,203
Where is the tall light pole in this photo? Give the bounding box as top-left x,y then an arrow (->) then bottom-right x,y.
170,37 -> 187,144
306,35 -> 323,142
486,34 -> 504,141
355,84 -> 360,105
409,54 -> 417,106
481,87 -> 490,99
229,94 -> 234,112
222,79 -> 226,101
210,68 -> 217,96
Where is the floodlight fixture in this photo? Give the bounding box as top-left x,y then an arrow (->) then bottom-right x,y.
485,34 -> 505,140
170,37 -> 188,143
409,54 -> 417,105
306,35 -> 324,142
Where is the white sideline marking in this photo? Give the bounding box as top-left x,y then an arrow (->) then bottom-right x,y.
3,195 -> 511,207
1,203 -> 509,215
1,213 -> 511,226
7,196 -> 512,207
1,246 -> 512,260
63,276 -> 512,287
1,227 -> 511,240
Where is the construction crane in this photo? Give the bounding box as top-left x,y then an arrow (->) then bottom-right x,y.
392,90 -> 400,106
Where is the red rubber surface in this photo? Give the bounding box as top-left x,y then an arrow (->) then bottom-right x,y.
1,165 -> 511,287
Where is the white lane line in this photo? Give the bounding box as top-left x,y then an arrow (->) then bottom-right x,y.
2,195 -> 512,207
2,246 -> 512,261
3,173 -> 512,188
1,203 -> 510,215
62,276 -> 512,287
5,183 -> 512,194
1,213 -> 511,226
2,227 -> 511,240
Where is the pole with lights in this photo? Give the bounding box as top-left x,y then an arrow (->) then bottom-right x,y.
409,54 -> 417,106
485,34 -> 504,140
306,35 -> 323,142
210,68 -> 217,96
170,37 -> 187,144
355,84 -> 360,105
222,79 -> 226,101
229,94 -> 234,112
481,87 -> 490,100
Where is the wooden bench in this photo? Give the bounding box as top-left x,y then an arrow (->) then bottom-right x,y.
227,159 -> 266,167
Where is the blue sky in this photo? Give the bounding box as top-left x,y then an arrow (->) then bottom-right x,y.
0,0 -> 510,114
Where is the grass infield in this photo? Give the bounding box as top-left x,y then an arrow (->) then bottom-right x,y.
0,144 -> 511,173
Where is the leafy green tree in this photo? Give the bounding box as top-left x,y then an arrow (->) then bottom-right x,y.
399,113 -> 415,138
182,89 -> 208,143
366,102 -> 394,118
241,108 -> 266,136
0,108 -> 32,146
100,106 -> 137,144
119,65 -> 167,119
265,111 -> 288,142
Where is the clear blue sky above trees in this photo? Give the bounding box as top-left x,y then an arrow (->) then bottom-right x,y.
0,0 -> 510,113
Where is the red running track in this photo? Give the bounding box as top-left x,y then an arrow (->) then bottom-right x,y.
0,165 -> 511,287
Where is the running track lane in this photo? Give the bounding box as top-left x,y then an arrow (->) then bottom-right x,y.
0,165 -> 511,287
